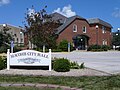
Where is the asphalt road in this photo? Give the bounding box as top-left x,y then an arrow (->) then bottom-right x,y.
52,51 -> 120,74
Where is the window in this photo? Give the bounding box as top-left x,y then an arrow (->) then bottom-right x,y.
102,26 -> 106,33
102,39 -> 105,45
21,38 -> 23,43
17,38 -> 18,42
73,24 -> 77,32
105,40 -> 107,45
14,33 -> 17,37
103,39 -> 107,45
82,26 -> 86,33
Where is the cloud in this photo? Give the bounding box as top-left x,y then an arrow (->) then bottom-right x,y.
112,8 -> 120,18
0,0 -> 10,6
53,4 -> 76,17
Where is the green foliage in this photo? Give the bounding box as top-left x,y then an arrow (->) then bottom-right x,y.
0,46 -> 7,53
58,40 -> 73,52
101,45 -> 111,51
87,45 -> 110,51
0,28 -> 12,47
25,6 -> 61,49
53,58 -> 70,72
79,62 -> 85,69
35,48 -> 62,52
0,75 -> 120,90
70,61 -> 80,69
58,40 -> 68,51
0,56 -> 6,70
70,61 -> 85,69
14,46 -> 22,52
112,32 -> 120,46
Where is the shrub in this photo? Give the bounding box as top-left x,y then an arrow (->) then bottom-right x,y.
70,61 -> 80,69
79,62 -> 85,69
118,47 -> 120,51
0,46 -> 7,53
0,56 -> 6,70
57,40 -> 74,52
53,58 -> 70,72
70,61 -> 85,69
101,45 -> 111,51
87,45 -> 110,51
58,40 -> 68,51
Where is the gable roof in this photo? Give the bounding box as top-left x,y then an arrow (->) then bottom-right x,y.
51,12 -> 67,24
55,15 -> 87,34
87,18 -> 112,28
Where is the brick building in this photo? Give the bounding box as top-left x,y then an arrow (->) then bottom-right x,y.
53,13 -> 112,50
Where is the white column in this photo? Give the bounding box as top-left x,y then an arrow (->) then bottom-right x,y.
49,49 -> 51,71
7,49 -> 10,70
43,45 -> 45,53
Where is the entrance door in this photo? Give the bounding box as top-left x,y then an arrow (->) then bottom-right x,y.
73,34 -> 89,50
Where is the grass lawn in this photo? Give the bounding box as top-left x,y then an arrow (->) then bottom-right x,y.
0,75 -> 120,90
0,86 -> 61,90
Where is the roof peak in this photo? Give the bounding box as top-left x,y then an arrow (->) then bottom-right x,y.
87,18 -> 112,28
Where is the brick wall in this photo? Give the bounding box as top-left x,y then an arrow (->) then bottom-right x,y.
56,19 -> 112,46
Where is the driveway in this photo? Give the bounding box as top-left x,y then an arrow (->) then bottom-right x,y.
52,51 -> 120,74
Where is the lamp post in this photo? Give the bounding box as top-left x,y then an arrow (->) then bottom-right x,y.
20,31 -> 23,46
95,25 -> 99,45
118,28 -> 120,33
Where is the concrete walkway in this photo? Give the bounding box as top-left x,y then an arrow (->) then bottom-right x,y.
52,51 -> 120,74
0,83 -> 82,90
0,68 -> 110,76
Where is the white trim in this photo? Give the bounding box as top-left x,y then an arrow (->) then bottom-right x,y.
7,49 -> 10,70
73,24 -> 77,32
82,26 -> 86,33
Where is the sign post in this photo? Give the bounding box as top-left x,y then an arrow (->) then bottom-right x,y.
7,49 -> 10,70
10,40 -> 14,53
68,43 -> 70,52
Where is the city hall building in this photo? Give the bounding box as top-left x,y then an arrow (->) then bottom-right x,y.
52,13 -> 112,50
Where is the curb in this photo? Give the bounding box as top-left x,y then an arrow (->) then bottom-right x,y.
0,83 -> 82,90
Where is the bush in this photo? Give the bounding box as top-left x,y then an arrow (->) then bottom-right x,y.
53,58 -> 70,72
70,61 -> 80,69
58,40 -> 68,51
70,61 -> 85,69
58,40 -> 73,52
0,46 -> 8,53
0,56 -> 6,70
87,45 -> 110,51
101,45 -> 111,51
79,62 -> 85,69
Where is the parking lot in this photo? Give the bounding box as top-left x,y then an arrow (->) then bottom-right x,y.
52,51 -> 120,74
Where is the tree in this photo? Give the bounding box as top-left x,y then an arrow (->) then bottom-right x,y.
0,25 -> 12,53
112,32 -> 120,47
24,6 -> 60,49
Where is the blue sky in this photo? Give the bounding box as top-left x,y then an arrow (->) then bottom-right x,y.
0,0 -> 120,32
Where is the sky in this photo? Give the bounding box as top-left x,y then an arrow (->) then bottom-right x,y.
0,0 -> 120,32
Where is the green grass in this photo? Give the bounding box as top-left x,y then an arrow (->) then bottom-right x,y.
0,75 -> 120,90
0,86 -> 61,90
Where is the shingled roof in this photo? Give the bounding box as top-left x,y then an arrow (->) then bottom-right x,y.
87,18 -> 112,28
55,15 -> 87,34
51,12 -> 67,24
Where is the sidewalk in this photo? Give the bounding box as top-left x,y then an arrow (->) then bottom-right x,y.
0,83 -> 82,90
0,68 -> 110,76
